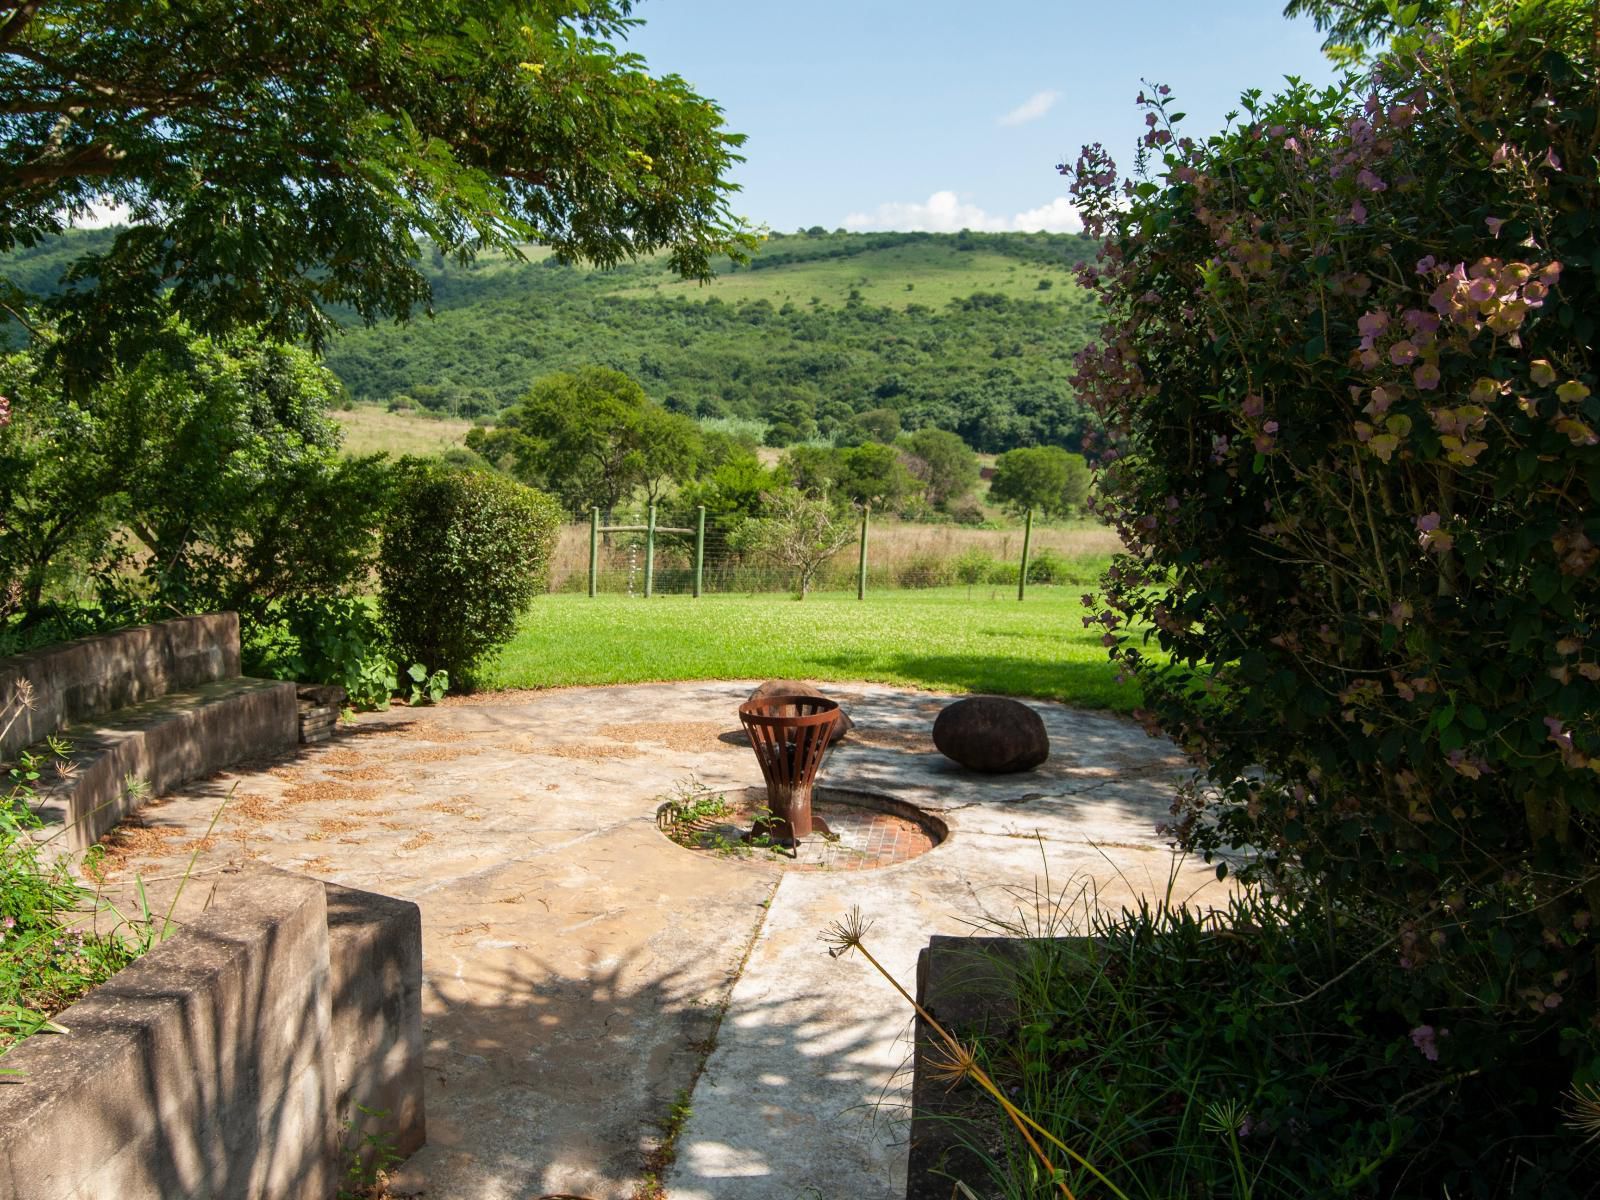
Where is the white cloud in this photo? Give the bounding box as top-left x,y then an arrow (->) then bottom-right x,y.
66,199 -> 130,228
842,190 -> 1081,234
997,89 -> 1060,127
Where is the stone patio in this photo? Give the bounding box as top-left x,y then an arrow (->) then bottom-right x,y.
96,681 -> 1224,1200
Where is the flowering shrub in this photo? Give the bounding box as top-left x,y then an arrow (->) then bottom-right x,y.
1069,0 -> 1599,1160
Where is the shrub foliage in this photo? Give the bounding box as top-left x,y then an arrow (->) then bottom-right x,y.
1069,0 -> 1599,1171
379,467 -> 560,679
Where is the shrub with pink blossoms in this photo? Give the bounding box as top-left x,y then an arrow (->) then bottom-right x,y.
1068,0 -> 1599,1119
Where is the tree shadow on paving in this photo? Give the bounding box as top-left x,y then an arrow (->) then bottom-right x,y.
398,945 -> 888,1200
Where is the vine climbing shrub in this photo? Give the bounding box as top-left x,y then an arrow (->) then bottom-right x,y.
1069,0 -> 1599,1178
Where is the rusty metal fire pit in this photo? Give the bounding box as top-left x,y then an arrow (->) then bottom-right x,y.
738,694 -> 842,847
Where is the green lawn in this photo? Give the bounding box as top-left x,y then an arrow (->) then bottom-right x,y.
479,586 -> 1136,710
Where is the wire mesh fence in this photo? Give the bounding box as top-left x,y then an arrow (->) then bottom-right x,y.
543,508 -> 1122,597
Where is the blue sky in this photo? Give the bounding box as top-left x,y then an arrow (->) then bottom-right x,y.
623,0 -> 1344,233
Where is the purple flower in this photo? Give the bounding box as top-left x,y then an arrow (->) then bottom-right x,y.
1416,512 -> 1441,533
1357,311 -> 1389,338
1410,1025 -> 1441,1062
1485,217 -> 1505,239
1356,169 -> 1388,192
1416,255 -> 1437,274
1413,363 -> 1441,390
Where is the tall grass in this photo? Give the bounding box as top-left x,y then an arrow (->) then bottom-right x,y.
545,518 -> 1122,594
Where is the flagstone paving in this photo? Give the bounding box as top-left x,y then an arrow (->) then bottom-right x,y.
101,681 -> 1225,1200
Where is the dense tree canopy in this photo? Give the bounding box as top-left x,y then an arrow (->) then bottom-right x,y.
0,0 -> 753,370
0,320 -> 386,624
472,366 -> 702,517
989,445 -> 1090,518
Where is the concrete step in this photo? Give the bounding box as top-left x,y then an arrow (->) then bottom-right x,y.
27,676 -> 298,850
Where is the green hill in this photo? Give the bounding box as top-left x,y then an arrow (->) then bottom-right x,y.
4,228 -> 1104,453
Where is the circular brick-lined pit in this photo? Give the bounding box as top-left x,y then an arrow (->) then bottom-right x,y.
657,785 -> 946,871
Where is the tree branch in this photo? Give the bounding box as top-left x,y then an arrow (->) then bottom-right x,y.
0,0 -> 41,50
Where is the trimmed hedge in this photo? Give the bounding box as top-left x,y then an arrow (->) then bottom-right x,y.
378,467 -> 560,681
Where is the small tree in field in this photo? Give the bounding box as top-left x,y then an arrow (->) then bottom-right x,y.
733,489 -> 856,599
989,445 -> 1090,517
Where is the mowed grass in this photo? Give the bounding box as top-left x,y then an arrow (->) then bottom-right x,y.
479,586 -> 1137,710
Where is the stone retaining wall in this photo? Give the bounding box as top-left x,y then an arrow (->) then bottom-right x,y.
0,866 -> 425,1200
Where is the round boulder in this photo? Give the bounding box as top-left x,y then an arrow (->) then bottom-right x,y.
747,679 -> 853,744
932,696 -> 1049,773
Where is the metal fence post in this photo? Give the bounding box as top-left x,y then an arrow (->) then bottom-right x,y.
693,505 -> 706,598
1017,508 -> 1034,602
589,507 -> 599,599
857,504 -> 871,600
644,504 -> 657,599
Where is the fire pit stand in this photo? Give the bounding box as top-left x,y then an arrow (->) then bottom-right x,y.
738,694 -> 842,848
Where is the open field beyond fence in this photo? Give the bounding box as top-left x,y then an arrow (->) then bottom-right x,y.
545,518 -> 1123,594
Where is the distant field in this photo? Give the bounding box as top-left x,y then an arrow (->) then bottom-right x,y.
479,587 -> 1136,710
611,245 -> 1079,310
334,405 -> 471,457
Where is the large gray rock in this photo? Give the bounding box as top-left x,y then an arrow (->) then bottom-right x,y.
932,695 -> 1049,773
747,679 -> 853,744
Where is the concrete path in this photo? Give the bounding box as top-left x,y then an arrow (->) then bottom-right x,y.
99,682 -> 1222,1200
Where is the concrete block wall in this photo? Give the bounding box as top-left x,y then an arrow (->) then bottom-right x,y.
0,613 -> 241,759
0,867 -> 425,1200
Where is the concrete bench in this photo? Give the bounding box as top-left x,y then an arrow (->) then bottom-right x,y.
0,866 -> 426,1200
0,613 -> 297,849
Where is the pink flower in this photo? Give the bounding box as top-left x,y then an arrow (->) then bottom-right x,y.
1242,394 -> 1264,418
1413,363 -> 1441,390
1389,340 -> 1418,366
0,394 -> 9,427
1357,311 -> 1390,338
1545,147 -> 1562,170
1485,217 -> 1505,238
1415,255 -> 1437,274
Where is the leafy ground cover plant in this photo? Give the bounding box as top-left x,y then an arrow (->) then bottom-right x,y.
1062,0 -> 1599,1189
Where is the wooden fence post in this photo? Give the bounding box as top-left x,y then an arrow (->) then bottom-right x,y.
588,507 -> 599,599
693,506 -> 706,598
857,504 -> 871,600
644,504 -> 657,599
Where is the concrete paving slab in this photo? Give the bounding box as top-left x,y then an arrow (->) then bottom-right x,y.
91,681 -> 1222,1200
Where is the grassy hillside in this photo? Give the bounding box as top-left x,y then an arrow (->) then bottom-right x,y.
4,228 -> 1104,455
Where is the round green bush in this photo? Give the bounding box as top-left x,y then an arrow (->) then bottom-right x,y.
378,467 -> 560,681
